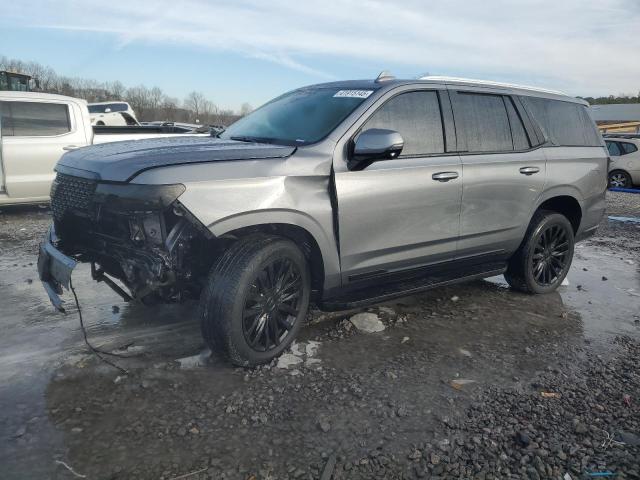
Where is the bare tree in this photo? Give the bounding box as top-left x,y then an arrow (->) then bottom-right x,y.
106,81 -> 126,100
239,102 -> 253,116
125,85 -> 151,118
1,55 -> 251,123
149,86 -> 163,111
184,91 -> 208,122
160,96 -> 179,121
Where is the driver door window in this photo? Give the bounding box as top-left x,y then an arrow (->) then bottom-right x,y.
362,91 -> 445,156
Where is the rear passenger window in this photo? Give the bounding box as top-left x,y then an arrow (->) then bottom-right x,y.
524,97 -> 601,147
621,142 -> 638,154
363,91 -> 444,156
455,93 -> 513,152
2,101 -> 71,136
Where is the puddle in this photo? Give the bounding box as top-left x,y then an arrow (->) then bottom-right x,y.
608,215 -> 640,224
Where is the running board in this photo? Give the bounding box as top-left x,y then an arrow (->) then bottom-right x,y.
319,263 -> 506,311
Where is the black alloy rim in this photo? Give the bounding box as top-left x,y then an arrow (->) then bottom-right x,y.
242,258 -> 302,352
532,224 -> 570,286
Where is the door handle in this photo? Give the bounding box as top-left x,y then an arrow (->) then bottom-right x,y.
519,166 -> 540,175
432,171 -> 459,182
63,145 -> 80,151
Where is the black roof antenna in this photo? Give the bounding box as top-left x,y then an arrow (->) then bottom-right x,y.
375,71 -> 395,82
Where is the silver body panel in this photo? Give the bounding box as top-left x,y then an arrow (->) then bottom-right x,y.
456,148 -> 547,258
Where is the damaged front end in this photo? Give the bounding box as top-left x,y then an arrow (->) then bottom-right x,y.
45,172 -> 218,305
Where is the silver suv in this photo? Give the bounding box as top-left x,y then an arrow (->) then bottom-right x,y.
38,75 -> 607,366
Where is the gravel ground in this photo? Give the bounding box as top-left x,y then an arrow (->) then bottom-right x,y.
587,191 -> 640,254
1,192 -> 639,479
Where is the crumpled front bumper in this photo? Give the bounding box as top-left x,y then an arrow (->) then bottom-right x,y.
37,226 -> 77,312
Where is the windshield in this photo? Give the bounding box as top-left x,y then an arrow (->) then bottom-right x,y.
219,87 -> 375,145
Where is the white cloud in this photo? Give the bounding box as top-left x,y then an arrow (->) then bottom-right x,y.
4,0 -> 640,95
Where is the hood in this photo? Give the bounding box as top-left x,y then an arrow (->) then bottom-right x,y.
56,136 -> 296,182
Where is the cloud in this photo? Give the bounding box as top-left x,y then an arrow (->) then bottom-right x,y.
4,0 -> 640,95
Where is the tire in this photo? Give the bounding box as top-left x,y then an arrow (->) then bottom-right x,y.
199,234 -> 311,367
504,210 -> 575,294
608,170 -> 632,189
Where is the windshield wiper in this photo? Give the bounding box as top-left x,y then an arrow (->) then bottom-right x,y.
230,135 -> 277,144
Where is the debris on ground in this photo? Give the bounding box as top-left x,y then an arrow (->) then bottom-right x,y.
276,341 -> 321,369
377,306 -> 397,318
541,391 -> 562,398
176,349 -> 211,368
275,353 -> 303,369
450,379 -> 477,390
349,312 -> 385,333
317,417 -> 331,433
319,454 -> 336,480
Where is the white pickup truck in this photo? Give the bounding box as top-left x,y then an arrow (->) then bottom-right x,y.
0,92 -> 206,205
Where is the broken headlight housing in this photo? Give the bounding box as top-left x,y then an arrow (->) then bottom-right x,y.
93,183 -> 186,211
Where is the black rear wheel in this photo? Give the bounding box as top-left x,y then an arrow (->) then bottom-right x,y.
200,235 -> 310,366
504,210 -> 575,294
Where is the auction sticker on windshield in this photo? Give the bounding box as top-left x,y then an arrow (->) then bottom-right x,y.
333,90 -> 374,98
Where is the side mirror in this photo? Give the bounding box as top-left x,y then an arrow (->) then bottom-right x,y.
349,128 -> 404,171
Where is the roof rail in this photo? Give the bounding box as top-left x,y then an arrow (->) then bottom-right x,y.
375,71 -> 395,83
419,75 -> 566,96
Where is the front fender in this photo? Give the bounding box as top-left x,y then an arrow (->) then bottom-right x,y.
177,175 -> 341,290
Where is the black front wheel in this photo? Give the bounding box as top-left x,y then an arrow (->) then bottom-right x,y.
504,210 -> 575,294
200,235 -> 311,366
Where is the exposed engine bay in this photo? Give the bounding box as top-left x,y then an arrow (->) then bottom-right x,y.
50,173 -> 222,303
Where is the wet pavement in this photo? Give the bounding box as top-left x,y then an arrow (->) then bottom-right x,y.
0,193 -> 639,479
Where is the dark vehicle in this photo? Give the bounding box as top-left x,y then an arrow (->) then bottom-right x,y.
0,71 -> 35,92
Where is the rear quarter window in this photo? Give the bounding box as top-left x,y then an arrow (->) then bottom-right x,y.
621,142 -> 638,154
524,97 -> 601,147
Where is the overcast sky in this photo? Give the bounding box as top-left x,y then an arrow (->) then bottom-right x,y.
2,0 -> 639,109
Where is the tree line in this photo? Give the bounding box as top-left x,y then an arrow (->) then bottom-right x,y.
0,55 -> 253,126
580,94 -> 640,105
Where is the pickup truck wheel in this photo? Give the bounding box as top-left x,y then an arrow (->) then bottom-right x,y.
200,235 -> 311,367
504,210 -> 574,294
